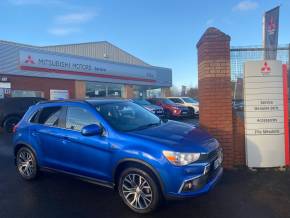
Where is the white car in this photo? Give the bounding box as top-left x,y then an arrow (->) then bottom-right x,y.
168,97 -> 199,117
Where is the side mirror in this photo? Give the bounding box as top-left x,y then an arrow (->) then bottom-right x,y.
81,124 -> 102,136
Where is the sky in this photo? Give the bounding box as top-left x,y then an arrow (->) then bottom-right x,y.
0,0 -> 289,88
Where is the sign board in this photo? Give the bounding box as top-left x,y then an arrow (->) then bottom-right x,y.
50,89 -> 69,100
244,61 -> 288,167
0,82 -> 11,89
19,50 -> 156,83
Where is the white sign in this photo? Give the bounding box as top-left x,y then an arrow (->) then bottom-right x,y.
0,82 -> 11,89
50,89 -> 69,100
19,50 -> 156,83
244,61 -> 286,167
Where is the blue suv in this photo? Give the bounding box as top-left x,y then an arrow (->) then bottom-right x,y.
13,99 -> 223,213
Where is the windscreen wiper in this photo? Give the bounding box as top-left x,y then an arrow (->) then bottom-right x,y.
133,121 -> 161,131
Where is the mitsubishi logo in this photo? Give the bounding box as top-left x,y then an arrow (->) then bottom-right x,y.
261,62 -> 271,74
25,55 -> 35,64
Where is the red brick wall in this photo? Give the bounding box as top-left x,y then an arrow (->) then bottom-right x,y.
233,112 -> 246,166
197,27 -> 234,168
4,75 -> 85,99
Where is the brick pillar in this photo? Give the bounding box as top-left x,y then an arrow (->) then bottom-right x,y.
161,87 -> 171,97
196,27 -> 234,168
124,85 -> 134,99
74,80 -> 86,99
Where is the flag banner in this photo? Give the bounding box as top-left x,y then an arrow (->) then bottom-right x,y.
263,6 -> 279,60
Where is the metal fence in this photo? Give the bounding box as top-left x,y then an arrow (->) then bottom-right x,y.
230,44 -> 290,100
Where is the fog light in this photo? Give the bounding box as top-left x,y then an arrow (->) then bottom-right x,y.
180,176 -> 208,193
183,181 -> 193,191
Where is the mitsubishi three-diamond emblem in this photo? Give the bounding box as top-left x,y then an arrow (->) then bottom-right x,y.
261,62 -> 271,75
24,55 -> 35,64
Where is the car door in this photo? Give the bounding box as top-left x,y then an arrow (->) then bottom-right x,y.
61,106 -> 112,181
29,105 -> 73,171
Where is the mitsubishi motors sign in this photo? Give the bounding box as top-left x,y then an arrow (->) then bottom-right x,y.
19,50 -> 157,84
244,61 -> 289,167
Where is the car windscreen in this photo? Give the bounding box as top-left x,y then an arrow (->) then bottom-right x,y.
133,99 -> 151,106
182,97 -> 198,103
94,101 -> 161,132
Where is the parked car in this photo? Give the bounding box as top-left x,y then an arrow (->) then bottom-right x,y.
0,97 -> 45,133
132,99 -> 164,117
168,97 -> 199,117
147,98 -> 190,118
232,100 -> 244,111
13,99 -> 223,214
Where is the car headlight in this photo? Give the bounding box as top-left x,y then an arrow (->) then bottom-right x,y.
162,151 -> 200,166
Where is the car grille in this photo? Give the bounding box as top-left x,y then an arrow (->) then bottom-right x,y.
199,148 -> 219,162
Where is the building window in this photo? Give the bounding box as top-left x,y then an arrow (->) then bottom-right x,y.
147,88 -> 161,98
85,82 -> 124,98
107,84 -> 123,97
11,90 -> 44,98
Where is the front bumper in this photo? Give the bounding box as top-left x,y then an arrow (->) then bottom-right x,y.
165,167 -> 223,200
161,148 -> 223,199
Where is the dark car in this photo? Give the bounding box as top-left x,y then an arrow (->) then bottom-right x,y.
13,99 -> 223,213
0,97 -> 45,132
232,100 -> 244,111
147,98 -> 189,118
132,99 -> 164,117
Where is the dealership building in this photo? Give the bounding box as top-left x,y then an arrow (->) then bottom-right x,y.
0,40 -> 172,100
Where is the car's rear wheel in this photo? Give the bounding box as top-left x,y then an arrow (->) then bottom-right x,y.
118,167 -> 160,214
16,147 -> 38,180
3,116 -> 20,133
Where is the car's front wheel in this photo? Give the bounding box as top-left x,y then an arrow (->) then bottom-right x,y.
16,147 -> 38,180
118,167 -> 161,214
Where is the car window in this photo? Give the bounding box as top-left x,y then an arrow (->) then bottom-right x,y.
133,99 -> 151,106
95,102 -> 160,132
30,110 -> 41,123
169,98 -> 180,103
162,99 -> 175,104
182,97 -> 198,104
37,106 -> 62,127
66,107 -> 99,131
147,99 -> 156,104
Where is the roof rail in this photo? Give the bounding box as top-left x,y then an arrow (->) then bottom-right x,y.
36,99 -> 85,105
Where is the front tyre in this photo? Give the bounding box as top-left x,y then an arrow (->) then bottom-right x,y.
118,168 -> 161,214
16,147 -> 38,180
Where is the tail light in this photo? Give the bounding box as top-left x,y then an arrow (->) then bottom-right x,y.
13,123 -> 19,133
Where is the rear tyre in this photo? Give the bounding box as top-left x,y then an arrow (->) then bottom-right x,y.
16,147 -> 38,180
3,116 -> 20,133
118,167 -> 161,214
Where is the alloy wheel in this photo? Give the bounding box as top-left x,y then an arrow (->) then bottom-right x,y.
17,149 -> 35,178
122,173 -> 153,210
